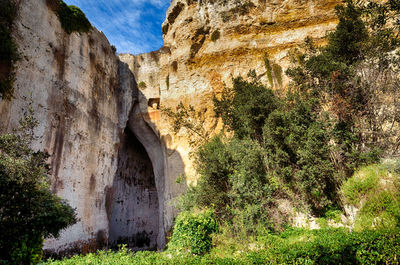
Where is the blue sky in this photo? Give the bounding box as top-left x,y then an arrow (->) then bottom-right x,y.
64,0 -> 170,54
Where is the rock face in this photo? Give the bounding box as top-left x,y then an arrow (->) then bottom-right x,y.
0,0 -> 342,256
0,0 -> 170,255
0,0 -> 122,254
131,0 -> 341,184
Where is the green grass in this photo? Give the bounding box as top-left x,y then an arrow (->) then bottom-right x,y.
341,163 -> 400,231
42,228 -> 400,264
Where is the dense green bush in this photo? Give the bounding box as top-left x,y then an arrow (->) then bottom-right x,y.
0,104 -> 76,264
259,228 -> 400,264
214,76 -> 280,141
167,209 -> 218,255
178,135 -> 275,235
263,91 -> 338,213
0,0 -> 19,100
57,1 -> 91,34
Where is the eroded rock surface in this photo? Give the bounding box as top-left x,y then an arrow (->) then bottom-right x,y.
0,0 -> 167,255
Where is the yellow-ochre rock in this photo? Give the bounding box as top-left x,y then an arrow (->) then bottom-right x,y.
125,0 -> 341,197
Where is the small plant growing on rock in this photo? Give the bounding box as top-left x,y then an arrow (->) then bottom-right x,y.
166,74 -> 170,90
57,1 -> 91,34
111,45 -> 117,54
138,81 -> 147,89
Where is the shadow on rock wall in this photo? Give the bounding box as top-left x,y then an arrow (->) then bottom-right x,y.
107,64 -> 185,251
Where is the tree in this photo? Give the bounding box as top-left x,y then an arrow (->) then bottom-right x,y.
213,76 -> 280,142
0,102 -> 76,264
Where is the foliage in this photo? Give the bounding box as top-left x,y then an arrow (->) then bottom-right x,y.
167,210 -> 218,255
0,0 -> 20,100
286,0 -> 400,157
263,54 -> 283,88
213,77 -> 339,215
138,81 -> 147,89
0,102 -> 77,264
263,228 -> 400,264
214,76 -> 280,141
179,135 -> 275,235
43,228 -> 400,264
57,1 -> 91,34
341,163 -> 400,231
264,55 -> 273,87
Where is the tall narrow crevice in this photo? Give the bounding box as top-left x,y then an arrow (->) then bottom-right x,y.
108,127 -> 159,250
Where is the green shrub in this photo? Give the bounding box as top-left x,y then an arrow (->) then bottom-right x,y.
263,54 -> 274,87
214,76 -> 280,140
266,228 -> 400,264
111,45 -> 117,54
138,81 -> 147,89
168,209 -> 218,255
57,1 -> 91,34
43,228 -> 400,264
0,103 -> 76,264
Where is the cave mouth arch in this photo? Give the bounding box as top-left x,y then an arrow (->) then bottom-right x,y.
108,127 -> 159,250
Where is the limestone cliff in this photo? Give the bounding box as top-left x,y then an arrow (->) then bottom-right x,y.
0,0 -> 342,256
0,0 -> 171,255
131,0 -> 341,183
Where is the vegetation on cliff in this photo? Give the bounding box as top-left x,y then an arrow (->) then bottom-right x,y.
0,0 -> 19,100
0,103 -> 77,265
56,1 -> 91,34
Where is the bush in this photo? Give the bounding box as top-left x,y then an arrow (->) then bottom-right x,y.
111,45 -> 117,54
0,103 -> 76,264
42,228 -> 400,264
57,1 -> 91,34
168,210 -> 218,255
263,228 -> 400,264
214,76 -> 280,141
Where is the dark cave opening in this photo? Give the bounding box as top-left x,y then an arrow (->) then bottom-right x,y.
108,127 -> 159,250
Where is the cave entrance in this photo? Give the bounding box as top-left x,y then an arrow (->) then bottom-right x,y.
108,127 -> 159,250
